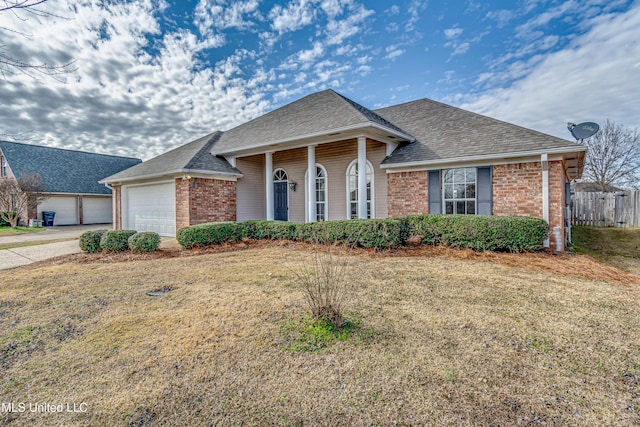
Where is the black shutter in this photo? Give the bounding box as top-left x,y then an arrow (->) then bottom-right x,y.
428,170 -> 441,214
476,166 -> 492,215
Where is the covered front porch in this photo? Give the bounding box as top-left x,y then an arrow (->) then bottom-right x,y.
232,137 -> 395,223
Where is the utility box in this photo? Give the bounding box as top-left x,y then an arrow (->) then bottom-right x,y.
29,219 -> 43,228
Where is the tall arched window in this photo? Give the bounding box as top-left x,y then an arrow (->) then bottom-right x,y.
346,159 -> 374,219
305,164 -> 328,222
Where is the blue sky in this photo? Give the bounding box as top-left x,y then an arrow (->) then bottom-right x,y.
0,0 -> 638,160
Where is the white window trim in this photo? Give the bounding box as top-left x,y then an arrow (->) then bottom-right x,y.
441,167 -> 478,215
346,159 -> 375,219
273,168 -> 289,221
305,163 -> 328,222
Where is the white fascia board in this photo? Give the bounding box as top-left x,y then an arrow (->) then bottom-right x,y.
100,168 -> 242,184
42,192 -> 112,197
214,122 -> 414,158
381,146 -> 586,171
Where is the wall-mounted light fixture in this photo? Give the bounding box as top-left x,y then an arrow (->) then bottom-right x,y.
289,181 -> 297,191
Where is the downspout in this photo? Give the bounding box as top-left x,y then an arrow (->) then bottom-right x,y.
541,154 -> 550,249
104,183 -> 116,231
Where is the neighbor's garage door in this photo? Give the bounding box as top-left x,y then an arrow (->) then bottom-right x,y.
38,196 -> 79,225
124,182 -> 176,236
83,196 -> 112,224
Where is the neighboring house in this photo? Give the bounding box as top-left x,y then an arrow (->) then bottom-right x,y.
0,141 -> 141,225
102,90 -> 585,251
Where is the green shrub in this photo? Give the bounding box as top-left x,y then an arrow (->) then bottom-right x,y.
243,220 -> 300,240
297,218 -> 409,249
100,229 -> 137,252
0,213 -> 10,227
176,222 -> 245,248
407,214 -> 548,252
128,232 -> 161,253
79,229 -> 108,253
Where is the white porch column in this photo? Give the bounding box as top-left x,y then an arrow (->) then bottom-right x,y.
541,153 -> 550,248
357,137 -> 367,219
266,152 -> 274,221
307,145 -> 316,222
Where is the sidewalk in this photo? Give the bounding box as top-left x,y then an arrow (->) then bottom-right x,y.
0,224 -> 112,270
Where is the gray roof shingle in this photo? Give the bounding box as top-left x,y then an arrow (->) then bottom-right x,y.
211,89 -> 411,154
0,140 -> 141,195
102,132 -> 241,182
374,98 -> 583,165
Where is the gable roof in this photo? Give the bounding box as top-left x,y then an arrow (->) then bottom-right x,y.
210,89 -> 413,155
102,132 -> 241,183
375,98 -> 585,166
0,140 -> 141,195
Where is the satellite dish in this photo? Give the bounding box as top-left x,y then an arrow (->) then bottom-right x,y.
567,122 -> 599,140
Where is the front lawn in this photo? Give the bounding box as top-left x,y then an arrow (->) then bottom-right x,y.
1,245 -> 638,425
571,226 -> 640,276
0,226 -> 46,236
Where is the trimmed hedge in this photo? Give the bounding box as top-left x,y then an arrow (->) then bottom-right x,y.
297,219 -> 409,249
406,214 -> 549,252
129,232 -> 161,253
176,222 -> 245,248
176,215 -> 548,253
100,229 -> 137,252
243,220 -> 300,240
79,229 -> 108,253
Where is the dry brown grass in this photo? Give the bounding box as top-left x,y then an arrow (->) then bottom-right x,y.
1,245 -> 639,426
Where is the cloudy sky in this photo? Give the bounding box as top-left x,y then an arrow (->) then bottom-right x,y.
0,0 -> 638,160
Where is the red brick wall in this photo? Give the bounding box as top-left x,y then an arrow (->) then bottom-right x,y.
387,161 -> 567,251
387,171 -> 429,217
493,161 -> 566,251
175,178 -> 237,231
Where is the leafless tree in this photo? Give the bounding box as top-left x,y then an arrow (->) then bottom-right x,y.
0,0 -> 76,80
0,173 -> 48,227
579,119 -> 640,191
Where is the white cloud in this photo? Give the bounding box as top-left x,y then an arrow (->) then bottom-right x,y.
444,27 -> 463,39
324,3 -> 374,45
194,0 -> 261,36
0,0 -> 268,159
385,48 -> 405,60
269,0 -> 317,34
461,4 -> 640,138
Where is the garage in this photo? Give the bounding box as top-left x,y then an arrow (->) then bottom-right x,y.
38,196 -> 79,225
123,182 -> 176,236
83,196 -> 113,224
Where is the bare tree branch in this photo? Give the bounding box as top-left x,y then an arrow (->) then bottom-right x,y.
0,0 -> 77,80
579,119 -> 640,191
0,173 -> 48,227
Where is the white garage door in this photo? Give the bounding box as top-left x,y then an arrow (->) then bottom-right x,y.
83,197 -> 112,224
38,196 -> 79,225
124,182 -> 176,236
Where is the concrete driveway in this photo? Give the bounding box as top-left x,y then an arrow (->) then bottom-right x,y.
0,224 -> 112,270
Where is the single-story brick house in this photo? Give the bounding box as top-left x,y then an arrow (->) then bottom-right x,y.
0,141 -> 141,225
102,90 -> 585,251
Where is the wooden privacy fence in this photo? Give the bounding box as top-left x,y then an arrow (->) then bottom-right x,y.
572,191 -> 640,227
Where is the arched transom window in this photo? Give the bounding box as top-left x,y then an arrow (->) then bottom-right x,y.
346,160 -> 373,219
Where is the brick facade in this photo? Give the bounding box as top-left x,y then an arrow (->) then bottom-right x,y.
387,161 -> 568,251
492,160 -> 566,251
175,177 -> 236,231
113,185 -> 122,230
387,171 -> 429,217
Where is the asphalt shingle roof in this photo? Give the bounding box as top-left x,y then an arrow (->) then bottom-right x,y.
103,132 -> 241,182
0,140 -> 141,195
374,98 -> 583,165
211,89 -> 411,154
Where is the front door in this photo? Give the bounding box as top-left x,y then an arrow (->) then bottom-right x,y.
274,181 -> 288,221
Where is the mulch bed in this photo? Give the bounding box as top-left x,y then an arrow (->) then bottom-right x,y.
42,239 -> 638,287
